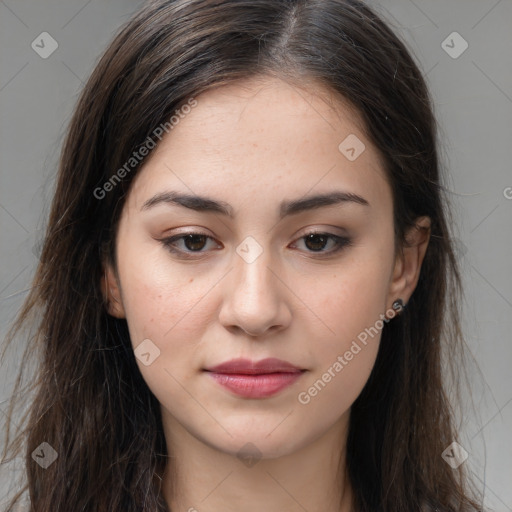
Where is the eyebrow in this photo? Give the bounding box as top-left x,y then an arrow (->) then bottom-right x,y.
141,190 -> 370,219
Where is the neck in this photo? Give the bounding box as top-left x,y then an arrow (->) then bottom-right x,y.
160,409 -> 354,512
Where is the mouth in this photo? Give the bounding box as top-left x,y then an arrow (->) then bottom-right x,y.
203,358 -> 306,399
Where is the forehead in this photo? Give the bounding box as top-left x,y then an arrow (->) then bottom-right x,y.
127,75 -> 391,216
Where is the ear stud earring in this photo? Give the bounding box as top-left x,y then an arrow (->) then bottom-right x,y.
392,298 -> 405,313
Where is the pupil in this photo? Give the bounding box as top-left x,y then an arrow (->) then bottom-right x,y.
185,234 -> 207,251
305,234 -> 327,251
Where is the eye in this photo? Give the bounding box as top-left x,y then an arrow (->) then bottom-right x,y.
290,231 -> 352,256
160,230 -> 352,259
160,232 -> 220,258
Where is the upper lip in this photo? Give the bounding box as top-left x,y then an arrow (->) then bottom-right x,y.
204,358 -> 303,374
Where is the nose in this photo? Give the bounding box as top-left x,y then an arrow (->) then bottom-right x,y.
218,244 -> 292,337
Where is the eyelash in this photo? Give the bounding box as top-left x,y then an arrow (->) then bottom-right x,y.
160,230 -> 352,259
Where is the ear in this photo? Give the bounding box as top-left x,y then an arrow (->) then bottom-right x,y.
386,216 -> 431,310
100,262 -> 126,319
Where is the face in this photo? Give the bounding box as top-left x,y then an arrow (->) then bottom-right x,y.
104,75 -> 424,460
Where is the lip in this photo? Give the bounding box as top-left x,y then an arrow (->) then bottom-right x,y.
204,358 -> 305,399
205,357 -> 302,374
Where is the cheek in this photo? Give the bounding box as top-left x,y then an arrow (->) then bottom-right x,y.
304,249 -> 392,346
117,244 -> 206,340
117,261 -> 212,404
295,342 -> 378,430
116,247 -> 227,389
293,248 -> 392,409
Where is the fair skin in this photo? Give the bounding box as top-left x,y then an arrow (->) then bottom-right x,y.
102,75 -> 430,512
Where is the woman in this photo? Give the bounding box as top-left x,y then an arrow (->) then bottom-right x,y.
1,0 -> 486,510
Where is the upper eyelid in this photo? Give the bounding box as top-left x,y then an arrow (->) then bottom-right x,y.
161,230 -> 349,253
162,224 -> 347,238
163,228 -> 345,242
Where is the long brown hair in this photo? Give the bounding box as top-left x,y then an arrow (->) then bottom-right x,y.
1,1 -> 486,510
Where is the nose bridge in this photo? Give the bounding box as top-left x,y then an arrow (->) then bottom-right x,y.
232,235 -> 277,303
219,234 -> 289,335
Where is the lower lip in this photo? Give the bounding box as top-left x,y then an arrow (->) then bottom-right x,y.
206,371 -> 303,398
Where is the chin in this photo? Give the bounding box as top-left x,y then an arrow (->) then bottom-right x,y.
200,425 -> 304,461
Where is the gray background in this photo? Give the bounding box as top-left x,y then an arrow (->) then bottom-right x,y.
1,0 -> 511,510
